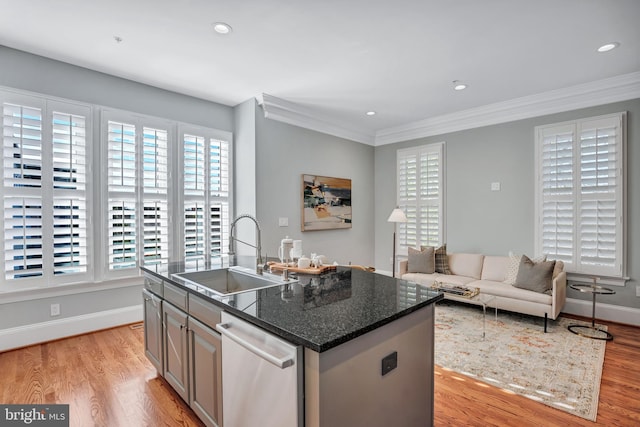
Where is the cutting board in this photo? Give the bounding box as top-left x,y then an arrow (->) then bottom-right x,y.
267,262 -> 337,275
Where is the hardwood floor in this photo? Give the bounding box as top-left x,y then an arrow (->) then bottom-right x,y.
0,315 -> 638,426
0,324 -> 204,427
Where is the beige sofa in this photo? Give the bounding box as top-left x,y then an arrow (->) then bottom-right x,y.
399,253 -> 567,332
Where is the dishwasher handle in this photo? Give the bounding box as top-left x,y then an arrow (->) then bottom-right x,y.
216,322 -> 295,369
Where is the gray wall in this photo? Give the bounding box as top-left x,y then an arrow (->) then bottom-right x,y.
374,99 -> 640,309
0,45 -> 234,131
255,112 -> 375,267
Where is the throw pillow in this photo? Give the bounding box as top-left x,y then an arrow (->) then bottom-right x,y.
503,252 -> 546,285
513,255 -> 556,293
407,246 -> 435,274
424,244 -> 452,275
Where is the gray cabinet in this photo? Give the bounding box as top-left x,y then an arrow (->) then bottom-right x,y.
142,289 -> 163,373
188,316 -> 223,427
163,301 -> 190,402
147,278 -> 223,427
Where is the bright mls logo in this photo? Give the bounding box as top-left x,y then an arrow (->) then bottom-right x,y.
0,405 -> 69,426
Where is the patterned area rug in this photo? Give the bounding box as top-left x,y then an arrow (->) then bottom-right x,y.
434,301 -> 607,421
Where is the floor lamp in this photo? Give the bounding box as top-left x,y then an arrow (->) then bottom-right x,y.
387,207 -> 407,278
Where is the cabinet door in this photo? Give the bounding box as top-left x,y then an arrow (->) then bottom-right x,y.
163,302 -> 189,401
143,289 -> 163,373
188,317 -> 223,427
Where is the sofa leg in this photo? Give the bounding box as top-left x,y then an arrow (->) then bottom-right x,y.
544,313 -> 548,333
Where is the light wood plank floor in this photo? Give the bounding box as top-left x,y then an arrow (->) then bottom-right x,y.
0,314 -> 638,427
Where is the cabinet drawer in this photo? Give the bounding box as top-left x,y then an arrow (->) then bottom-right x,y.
164,282 -> 188,311
144,273 -> 164,297
188,294 -> 222,330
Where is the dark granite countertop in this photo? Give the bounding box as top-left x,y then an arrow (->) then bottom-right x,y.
141,259 -> 443,352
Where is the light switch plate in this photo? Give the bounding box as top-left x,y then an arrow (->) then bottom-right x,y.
278,217 -> 289,227
491,182 -> 501,191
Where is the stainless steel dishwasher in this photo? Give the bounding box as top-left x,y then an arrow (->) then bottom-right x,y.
217,311 -> 303,427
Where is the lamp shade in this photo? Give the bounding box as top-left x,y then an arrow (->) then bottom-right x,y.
387,208 -> 407,223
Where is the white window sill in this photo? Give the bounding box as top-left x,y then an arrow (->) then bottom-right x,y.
565,272 -> 629,287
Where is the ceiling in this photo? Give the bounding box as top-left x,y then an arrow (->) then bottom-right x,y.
1,0 -> 639,144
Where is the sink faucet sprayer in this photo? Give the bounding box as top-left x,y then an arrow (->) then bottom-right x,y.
229,214 -> 263,274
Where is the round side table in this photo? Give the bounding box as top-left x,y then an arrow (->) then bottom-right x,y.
567,280 -> 615,341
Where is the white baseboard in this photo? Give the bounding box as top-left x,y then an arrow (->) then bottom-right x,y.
0,304 -> 143,352
563,298 -> 640,327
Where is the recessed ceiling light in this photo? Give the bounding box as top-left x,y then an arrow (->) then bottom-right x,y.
366,111 -> 376,116
213,22 -> 232,35
453,80 -> 467,91
597,42 -> 620,52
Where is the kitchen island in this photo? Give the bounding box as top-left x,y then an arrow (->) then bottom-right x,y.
141,260 -> 443,427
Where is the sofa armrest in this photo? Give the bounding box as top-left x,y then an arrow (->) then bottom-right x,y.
551,271 -> 567,319
399,260 -> 408,276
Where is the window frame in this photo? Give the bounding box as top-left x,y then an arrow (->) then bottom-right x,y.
534,112 -> 627,286
177,124 -> 233,266
396,142 -> 446,254
1,91 -> 93,291
0,86 -> 233,294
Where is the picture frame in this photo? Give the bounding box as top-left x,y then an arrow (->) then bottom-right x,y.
301,174 -> 352,231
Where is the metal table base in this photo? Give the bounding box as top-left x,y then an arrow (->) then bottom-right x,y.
567,282 -> 614,341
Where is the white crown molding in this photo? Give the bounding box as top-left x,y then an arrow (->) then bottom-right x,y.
257,93 -> 375,145
374,71 -> 640,145
256,73 -> 640,147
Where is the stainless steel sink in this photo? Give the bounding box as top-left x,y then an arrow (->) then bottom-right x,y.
172,266 -> 293,296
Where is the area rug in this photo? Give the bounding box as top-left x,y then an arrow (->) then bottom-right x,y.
434,301 -> 608,421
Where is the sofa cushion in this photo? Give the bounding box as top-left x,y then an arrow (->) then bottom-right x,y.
513,255 -> 556,293
407,246 -> 435,273
481,256 -> 509,281
448,253 -> 484,279
473,279 -> 553,305
504,252 -> 547,284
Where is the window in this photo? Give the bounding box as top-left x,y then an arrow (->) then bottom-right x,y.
181,128 -> 230,264
396,143 -> 445,250
535,112 -> 626,280
0,86 -> 233,292
104,113 -> 171,274
102,116 -> 232,278
2,94 -> 90,288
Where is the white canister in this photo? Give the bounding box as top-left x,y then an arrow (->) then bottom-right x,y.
278,236 -> 294,263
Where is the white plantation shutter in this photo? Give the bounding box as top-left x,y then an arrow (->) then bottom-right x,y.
142,127 -> 168,266
540,124 -> 574,266
184,201 -> 205,261
182,130 -> 231,262
397,143 -> 444,250
578,118 -> 620,273
210,139 -> 229,258
108,200 -> 136,269
2,96 -> 90,285
3,197 -> 43,279
184,134 -> 206,195
104,116 -> 172,272
52,111 -> 88,275
536,113 -> 624,277
106,120 -> 137,270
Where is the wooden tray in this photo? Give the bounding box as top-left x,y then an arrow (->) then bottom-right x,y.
267,262 -> 337,275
